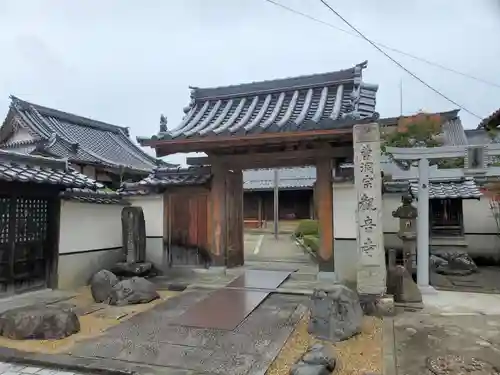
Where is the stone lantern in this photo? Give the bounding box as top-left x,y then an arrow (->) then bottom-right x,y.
392,194 -> 418,274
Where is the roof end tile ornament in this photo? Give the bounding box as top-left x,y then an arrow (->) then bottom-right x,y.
183,86 -> 198,114
159,114 -> 168,134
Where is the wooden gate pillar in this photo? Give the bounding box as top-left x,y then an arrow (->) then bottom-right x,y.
226,169 -> 244,267
316,158 -> 334,272
210,161 -> 227,267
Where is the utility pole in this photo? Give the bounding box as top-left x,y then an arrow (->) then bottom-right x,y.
273,168 -> 279,239
399,78 -> 403,116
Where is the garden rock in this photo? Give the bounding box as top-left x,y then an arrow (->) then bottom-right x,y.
430,255 -> 448,268
388,265 -> 422,303
290,362 -> 330,375
308,284 -> 363,342
90,269 -> 118,303
432,250 -> 478,276
301,343 -> 336,371
110,261 -> 153,277
0,305 -> 80,340
108,277 -> 160,306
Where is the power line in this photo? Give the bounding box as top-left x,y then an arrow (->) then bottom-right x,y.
264,0 -> 500,90
316,0 -> 482,120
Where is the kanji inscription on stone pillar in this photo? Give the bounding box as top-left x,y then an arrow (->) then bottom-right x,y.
353,123 -> 386,295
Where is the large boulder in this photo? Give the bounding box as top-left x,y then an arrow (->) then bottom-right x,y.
387,265 -> 422,303
308,285 -> 363,342
90,269 -> 119,303
108,277 -> 160,306
110,262 -> 154,278
0,305 -> 80,340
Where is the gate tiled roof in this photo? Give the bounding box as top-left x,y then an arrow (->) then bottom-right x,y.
409,178 -> 482,199
0,150 -> 102,189
0,96 -> 166,173
60,188 -> 128,204
120,166 -> 211,193
139,61 -> 378,142
385,178 -> 482,199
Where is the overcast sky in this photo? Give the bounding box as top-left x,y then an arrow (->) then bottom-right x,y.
1,0 -> 499,165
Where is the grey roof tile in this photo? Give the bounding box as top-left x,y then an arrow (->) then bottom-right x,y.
243,167 -> 316,190
120,166 -> 211,192
1,96 -> 165,172
139,61 -> 379,142
477,107 -> 500,129
60,188 -> 128,205
0,150 -> 102,189
409,178 -> 482,199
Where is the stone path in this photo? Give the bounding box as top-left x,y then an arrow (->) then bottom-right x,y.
68,289 -> 308,375
393,312 -> 500,375
0,362 -> 82,375
387,290 -> 500,374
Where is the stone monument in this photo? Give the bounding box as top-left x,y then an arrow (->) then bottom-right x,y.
353,123 -> 386,295
121,206 -> 146,263
111,206 -> 152,277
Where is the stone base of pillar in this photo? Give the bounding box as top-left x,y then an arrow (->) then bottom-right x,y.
316,271 -> 337,282
317,257 -> 334,272
418,285 -> 438,294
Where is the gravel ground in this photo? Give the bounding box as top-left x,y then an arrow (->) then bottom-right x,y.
266,314 -> 383,375
0,288 -> 179,354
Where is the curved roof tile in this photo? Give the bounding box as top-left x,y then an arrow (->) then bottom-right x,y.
2,96 -> 163,172
140,61 -> 378,142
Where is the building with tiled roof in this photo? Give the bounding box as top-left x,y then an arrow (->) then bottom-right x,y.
0,96 -> 173,188
138,61 -> 379,155
0,149 -> 101,190
477,107 -> 500,130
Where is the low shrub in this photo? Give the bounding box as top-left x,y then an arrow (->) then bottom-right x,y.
303,234 -> 320,253
294,219 -> 319,238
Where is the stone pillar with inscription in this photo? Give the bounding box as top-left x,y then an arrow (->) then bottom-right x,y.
353,123 -> 386,295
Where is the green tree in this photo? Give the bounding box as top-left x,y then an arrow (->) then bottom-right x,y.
381,113 -> 464,169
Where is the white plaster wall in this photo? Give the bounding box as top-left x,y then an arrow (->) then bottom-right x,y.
333,183 -> 357,239
8,127 -> 33,143
59,201 -> 123,253
82,165 -> 97,179
463,198 -> 500,260
126,195 -> 165,268
57,201 -> 124,289
463,199 -> 497,234
332,184 -> 357,285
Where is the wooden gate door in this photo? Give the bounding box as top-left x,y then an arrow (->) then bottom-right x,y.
0,195 -> 54,296
167,191 -> 209,266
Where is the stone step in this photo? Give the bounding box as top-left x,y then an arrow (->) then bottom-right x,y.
289,271 -> 318,281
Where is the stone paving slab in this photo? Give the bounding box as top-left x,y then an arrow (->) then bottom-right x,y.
0,362 -> 83,375
394,311 -> 500,375
68,290 -> 307,375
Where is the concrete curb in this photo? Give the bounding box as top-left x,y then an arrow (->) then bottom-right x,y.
248,304 -> 309,375
294,238 -> 319,263
0,347 -> 136,375
382,317 -> 397,375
